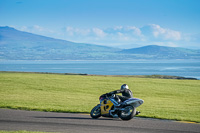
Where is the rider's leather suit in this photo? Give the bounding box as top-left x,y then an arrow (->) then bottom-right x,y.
109,89 -> 133,102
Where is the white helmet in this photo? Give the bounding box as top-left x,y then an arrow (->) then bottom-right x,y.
121,84 -> 129,91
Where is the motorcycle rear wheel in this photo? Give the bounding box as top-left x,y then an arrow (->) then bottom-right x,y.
119,105 -> 136,120
90,105 -> 101,119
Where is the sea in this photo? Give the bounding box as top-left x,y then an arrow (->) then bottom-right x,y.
0,60 -> 200,79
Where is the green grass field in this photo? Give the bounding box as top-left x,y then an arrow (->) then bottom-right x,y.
0,72 -> 199,122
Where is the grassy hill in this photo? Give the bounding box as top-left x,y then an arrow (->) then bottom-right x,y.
0,72 -> 199,122
0,26 -> 119,60
120,45 -> 200,59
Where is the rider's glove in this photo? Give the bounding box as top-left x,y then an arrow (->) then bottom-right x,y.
106,93 -> 112,96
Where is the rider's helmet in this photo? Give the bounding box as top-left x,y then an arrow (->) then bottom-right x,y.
121,84 -> 129,91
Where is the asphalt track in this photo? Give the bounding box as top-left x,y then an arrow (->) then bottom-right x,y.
0,109 -> 199,133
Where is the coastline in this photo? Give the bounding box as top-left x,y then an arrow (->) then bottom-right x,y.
0,59 -> 199,80
0,71 -> 198,80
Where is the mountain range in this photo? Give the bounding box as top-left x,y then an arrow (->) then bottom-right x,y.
0,26 -> 200,60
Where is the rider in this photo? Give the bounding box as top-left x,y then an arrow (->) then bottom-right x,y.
107,84 -> 133,107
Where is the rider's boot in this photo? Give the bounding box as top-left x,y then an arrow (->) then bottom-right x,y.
109,110 -> 118,118
136,111 -> 140,115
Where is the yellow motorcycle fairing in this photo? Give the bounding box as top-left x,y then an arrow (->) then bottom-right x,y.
100,99 -> 113,115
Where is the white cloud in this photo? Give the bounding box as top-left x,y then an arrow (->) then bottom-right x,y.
126,26 -> 142,36
64,27 -> 107,38
109,26 -> 142,37
117,32 -> 130,41
14,24 -> 199,49
63,26 -> 143,41
33,25 -> 45,32
66,27 -> 74,36
62,25 -> 184,48
150,24 -> 181,41
65,27 -> 91,36
92,28 -> 106,38
18,25 -> 54,34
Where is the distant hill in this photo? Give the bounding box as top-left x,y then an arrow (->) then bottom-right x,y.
0,26 -> 200,60
0,26 -> 119,60
120,45 -> 200,59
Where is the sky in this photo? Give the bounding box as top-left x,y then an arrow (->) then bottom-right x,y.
0,0 -> 200,49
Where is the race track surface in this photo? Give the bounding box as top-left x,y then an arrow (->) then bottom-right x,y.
0,109 -> 199,133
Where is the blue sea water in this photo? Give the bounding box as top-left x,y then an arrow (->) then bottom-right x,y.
0,60 -> 200,79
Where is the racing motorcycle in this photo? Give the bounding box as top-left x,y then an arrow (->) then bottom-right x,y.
90,93 -> 144,120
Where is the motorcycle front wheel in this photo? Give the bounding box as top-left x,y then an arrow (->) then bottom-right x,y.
90,104 -> 101,119
119,105 -> 136,120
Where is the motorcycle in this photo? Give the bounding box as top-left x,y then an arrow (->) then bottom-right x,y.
90,93 -> 144,120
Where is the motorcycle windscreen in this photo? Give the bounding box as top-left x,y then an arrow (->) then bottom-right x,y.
100,99 -> 113,115
124,98 -> 144,108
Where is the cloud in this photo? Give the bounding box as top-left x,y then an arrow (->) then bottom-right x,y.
64,27 -> 106,38
126,26 -> 142,36
19,25 -> 54,34
92,28 -> 106,38
150,24 -> 181,41
64,25 -> 183,42
105,26 -> 142,37
65,27 -> 91,36
15,24 -> 199,49
61,25 -> 186,48
32,25 -> 45,32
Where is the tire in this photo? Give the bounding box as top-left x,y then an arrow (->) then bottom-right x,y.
119,105 -> 136,120
90,105 -> 101,119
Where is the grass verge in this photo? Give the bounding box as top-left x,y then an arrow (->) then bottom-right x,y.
0,72 -> 199,122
